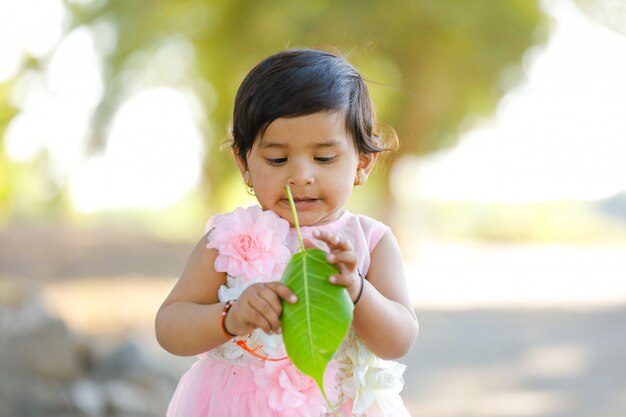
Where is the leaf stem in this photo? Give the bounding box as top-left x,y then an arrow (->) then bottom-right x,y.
285,185 -> 305,252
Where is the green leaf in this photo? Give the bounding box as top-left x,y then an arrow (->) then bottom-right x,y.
280,186 -> 354,405
281,249 -> 353,401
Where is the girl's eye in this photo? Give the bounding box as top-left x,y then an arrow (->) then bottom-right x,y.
266,158 -> 287,166
315,156 -> 336,164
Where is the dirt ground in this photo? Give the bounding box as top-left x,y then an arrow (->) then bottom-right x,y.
403,306 -> 626,417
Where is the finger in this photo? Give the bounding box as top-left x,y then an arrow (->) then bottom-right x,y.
264,281 -> 298,304
258,285 -> 284,316
315,231 -> 353,252
238,285 -> 278,333
329,273 -> 357,288
255,283 -> 296,333
312,230 -> 334,246
303,237 -> 322,250
326,251 -> 357,272
248,298 -> 279,334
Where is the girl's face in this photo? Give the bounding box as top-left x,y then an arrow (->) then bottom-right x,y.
235,111 -> 377,226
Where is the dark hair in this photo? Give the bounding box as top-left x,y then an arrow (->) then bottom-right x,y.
231,48 -> 395,163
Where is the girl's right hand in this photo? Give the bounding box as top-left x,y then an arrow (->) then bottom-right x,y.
224,282 -> 297,337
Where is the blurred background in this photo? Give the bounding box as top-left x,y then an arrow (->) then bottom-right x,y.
1,0 -> 625,416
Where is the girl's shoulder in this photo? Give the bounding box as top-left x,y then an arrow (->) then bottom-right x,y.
352,212 -> 391,231
344,211 -> 393,252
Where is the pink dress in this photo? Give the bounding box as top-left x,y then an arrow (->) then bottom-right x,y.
166,207 -> 411,417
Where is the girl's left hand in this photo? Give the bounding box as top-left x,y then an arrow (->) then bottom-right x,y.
308,230 -> 362,302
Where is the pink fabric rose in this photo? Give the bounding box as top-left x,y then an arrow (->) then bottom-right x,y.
252,358 -> 339,417
207,206 -> 291,282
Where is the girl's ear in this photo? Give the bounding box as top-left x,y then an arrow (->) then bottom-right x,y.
231,147 -> 250,182
357,152 -> 379,185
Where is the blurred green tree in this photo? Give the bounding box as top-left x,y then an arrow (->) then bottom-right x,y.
0,83 -> 18,221
0,0 -> 547,219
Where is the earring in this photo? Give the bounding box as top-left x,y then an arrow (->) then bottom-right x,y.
245,173 -> 255,196
353,173 -> 361,189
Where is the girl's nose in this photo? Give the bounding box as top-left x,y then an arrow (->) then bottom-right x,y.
287,163 -> 314,187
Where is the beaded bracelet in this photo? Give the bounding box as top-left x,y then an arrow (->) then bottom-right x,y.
354,271 -> 365,305
220,299 -> 288,362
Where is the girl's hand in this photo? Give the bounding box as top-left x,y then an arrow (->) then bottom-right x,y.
310,230 -> 362,302
224,282 -> 297,337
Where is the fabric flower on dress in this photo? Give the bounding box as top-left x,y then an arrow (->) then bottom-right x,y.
207,206 -> 291,282
335,333 -> 408,417
218,275 -> 249,302
251,358 -> 339,417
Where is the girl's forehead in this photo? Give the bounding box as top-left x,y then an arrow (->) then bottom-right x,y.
256,112 -> 353,149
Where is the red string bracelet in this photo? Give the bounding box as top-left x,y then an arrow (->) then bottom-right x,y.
220,300 -> 288,362
220,300 -> 237,338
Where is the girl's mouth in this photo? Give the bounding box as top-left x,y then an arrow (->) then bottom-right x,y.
281,197 -> 321,210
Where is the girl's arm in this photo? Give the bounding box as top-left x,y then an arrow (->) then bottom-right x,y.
352,230 -> 418,359
155,231 -> 297,357
314,229 -> 418,360
155,232 -> 229,356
